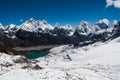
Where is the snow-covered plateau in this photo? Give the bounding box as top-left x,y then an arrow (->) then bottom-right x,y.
0,37 -> 120,80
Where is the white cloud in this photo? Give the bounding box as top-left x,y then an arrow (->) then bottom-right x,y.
20,19 -> 24,22
106,0 -> 120,8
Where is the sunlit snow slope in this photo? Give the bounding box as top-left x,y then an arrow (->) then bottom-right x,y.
1,37 -> 120,80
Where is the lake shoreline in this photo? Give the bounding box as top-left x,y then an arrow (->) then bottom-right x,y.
12,45 -> 61,56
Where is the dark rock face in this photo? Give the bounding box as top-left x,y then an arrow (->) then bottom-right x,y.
0,33 -> 20,47
0,33 -> 20,54
51,27 -> 73,36
73,31 -> 90,41
15,29 -> 81,47
95,22 -> 108,30
90,31 -> 111,42
112,21 -> 120,38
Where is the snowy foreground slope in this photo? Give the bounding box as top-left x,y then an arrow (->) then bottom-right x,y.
1,37 -> 120,80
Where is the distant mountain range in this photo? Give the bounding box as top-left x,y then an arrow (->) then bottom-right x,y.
0,18 -> 120,48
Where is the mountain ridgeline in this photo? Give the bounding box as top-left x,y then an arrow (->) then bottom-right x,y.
0,18 -> 120,48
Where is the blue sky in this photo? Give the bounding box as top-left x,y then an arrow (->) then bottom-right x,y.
0,0 -> 120,27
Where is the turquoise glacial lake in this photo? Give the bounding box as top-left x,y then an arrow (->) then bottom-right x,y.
26,52 -> 48,59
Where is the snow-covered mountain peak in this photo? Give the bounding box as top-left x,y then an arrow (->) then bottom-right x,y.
19,22 -> 36,32
80,21 -> 89,25
93,19 -> 109,32
80,21 -> 90,25
77,21 -> 91,31
54,22 -> 61,28
39,20 -> 48,24
113,20 -> 118,25
36,20 -> 54,31
27,18 -> 36,23
98,19 -> 109,25
60,24 -> 73,30
0,23 -> 3,27
19,19 -> 54,32
61,24 -> 74,36
0,23 -> 5,30
75,21 -> 92,35
53,24 -> 74,36
116,21 -> 120,26
54,24 -> 73,30
6,24 -> 17,30
4,24 -> 18,38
